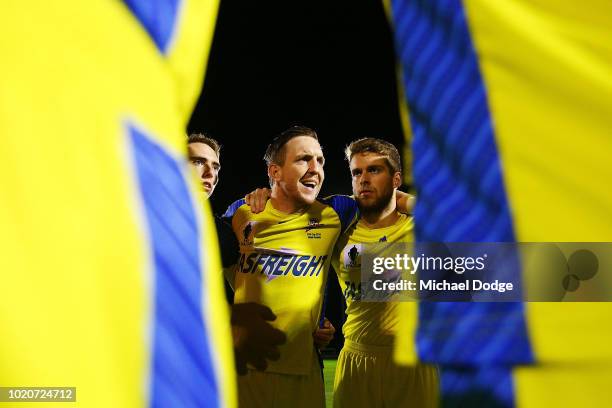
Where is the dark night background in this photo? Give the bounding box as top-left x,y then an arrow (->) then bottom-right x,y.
188,0 -> 405,354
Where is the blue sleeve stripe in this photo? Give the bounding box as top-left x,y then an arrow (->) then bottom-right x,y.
391,0 -> 534,373
127,125 -> 220,407
122,0 -> 181,54
320,195 -> 359,235
393,0 -> 515,243
222,199 -> 246,220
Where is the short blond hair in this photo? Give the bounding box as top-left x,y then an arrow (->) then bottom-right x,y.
188,133 -> 221,158
345,138 -> 401,174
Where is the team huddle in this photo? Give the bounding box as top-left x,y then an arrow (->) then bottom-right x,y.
5,1 -> 610,407
187,126 -> 438,407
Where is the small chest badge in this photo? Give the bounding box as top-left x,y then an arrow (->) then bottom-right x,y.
344,244 -> 362,268
241,222 -> 254,245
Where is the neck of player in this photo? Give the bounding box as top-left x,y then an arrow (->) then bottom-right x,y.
359,194 -> 400,229
270,189 -> 308,214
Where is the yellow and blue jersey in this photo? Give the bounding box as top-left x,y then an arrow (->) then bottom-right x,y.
223,196 -> 358,375
1,1 -> 235,407
333,214 -> 415,347
391,0 -> 612,406
333,215 -> 440,408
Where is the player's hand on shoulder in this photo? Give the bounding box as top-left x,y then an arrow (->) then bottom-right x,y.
245,188 -> 271,214
313,318 -> 335,350
396,191 -> 416,215
231,302 -> 287,375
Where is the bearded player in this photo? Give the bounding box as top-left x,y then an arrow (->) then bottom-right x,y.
234,129 -> 421,407
332,138 -> 438,407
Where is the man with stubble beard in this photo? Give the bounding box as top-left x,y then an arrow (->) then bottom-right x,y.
222,126 -> 359,408
332,138 -> 439,408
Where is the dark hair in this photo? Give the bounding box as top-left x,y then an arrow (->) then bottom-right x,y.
188,133 -> 221,158
263,126 -> 319,166
345,137 -> 401,174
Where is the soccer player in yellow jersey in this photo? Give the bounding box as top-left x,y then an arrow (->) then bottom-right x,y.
332,138 -> 439,408
222,126 -> 360,408
187,133 -> 288,375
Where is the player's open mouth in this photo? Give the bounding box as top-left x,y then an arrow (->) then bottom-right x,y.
300,180 -> 318,190
202,182 -> 212,190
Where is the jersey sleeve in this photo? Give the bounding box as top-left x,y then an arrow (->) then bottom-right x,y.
320,195 -> 359,235
222,198 -> 246,220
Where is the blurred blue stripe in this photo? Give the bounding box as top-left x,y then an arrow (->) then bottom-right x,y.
392,0 -> 534,406
122,0 -> 181,53
128,125 -> 220,407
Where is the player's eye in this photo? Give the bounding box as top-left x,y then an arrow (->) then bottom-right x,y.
191,159 -> 204,167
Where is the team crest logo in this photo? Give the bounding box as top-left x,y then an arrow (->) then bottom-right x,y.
306,218 -> 323,239
344,244 -> 362,268
242,222 -> 254,245
305,218 -> 322,232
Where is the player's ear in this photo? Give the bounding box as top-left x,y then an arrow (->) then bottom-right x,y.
393,172 -> 402,189
268,164 -> 281,184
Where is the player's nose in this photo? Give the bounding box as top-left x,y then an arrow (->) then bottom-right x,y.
307,158 -> 323,175
201,162 -> 213,178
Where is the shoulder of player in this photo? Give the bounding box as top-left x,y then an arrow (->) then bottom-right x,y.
397,214 -> 415,241
221,198 -> 251,224
316,195 -> 359,235
317,193 -> 354,205
316,194 -> 358,214
397,213 -> 415,230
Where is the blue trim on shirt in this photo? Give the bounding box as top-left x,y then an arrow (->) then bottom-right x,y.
127,124 -> 219,408
122,0 -> 181,54
222,198 -> 246,220
319,195 -> 359,235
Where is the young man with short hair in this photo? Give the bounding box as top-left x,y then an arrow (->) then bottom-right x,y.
187,133 -> 287,376
332,138 -> 438,407
188,133 -> 222,198
223,126 -> 359,408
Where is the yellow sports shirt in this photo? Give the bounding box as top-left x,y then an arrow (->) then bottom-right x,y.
223,196 -> 358,375
333,214 -> 415,347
